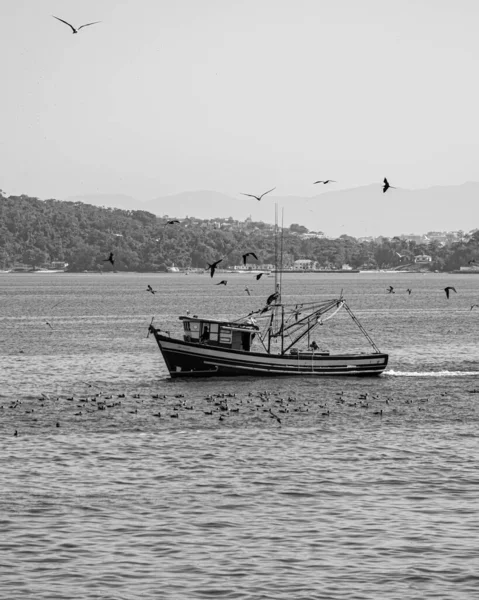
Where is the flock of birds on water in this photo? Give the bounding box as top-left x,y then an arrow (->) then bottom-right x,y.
7,383 -> 465,438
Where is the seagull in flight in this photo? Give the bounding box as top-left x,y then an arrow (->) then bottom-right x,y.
240,187 -> 276,201
444,286 -> 457,299
383,178 -> 396,193
103,252 -> 114,265
387,286 -> 395,294
242,252 -> 258,266
216,280 -> 227,286
313,180 -> 336,185
146,285 -> 156,294
396,252 -> 406,259
206,259 -> 222,278
52,16 -> 101,34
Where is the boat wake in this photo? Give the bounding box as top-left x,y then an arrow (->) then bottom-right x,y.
385,370 -> 479,377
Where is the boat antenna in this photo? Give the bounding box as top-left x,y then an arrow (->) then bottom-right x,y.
274,203 -> 279,295
279,206 -> 284,298
146,316 -> 154,338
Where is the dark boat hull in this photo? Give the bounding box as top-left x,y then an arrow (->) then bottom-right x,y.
151,331 -> 388,378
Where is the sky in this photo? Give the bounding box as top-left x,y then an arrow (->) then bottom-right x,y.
2,0 -> 479,220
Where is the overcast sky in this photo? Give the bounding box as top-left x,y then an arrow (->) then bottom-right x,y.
2,0 -> 479,209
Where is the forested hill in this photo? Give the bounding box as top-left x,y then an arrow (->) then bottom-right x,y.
0,193 -> 478,272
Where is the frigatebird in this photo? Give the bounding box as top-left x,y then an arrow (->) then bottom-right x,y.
383,178 -> 396,193
103,252 -> 114,265
240,187 -> 276,201
206,259 -> 222,278
52,15 -> 100,34
444,286 -> 457,299
313,180 -> 336,185
147,285 -> 156,294
266,291 -> 280,305
242,252 -> 258,265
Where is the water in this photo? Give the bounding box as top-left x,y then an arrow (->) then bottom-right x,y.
1,272 -> 478,599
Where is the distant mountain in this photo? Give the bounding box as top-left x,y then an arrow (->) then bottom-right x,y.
66,182 -> 479,237
65,194 -> 142,212
143,190 -> 240,219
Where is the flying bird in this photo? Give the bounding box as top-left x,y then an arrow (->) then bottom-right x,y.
406,289 -> 412,295
396,252 -> 406,259
266,291 -> 280,305
242,252 -> 258,265
166,220 -> 180,225
387,286 -> 395,294
245,287 -> 251,296
255,273 -> 264,280
383,178 -> 396,193
103,252 -> 114,265
146,285 -> 156,294
313,180 -> 336,185
240,187 -> 276,201
444,286 -> 457,299
52,16 -> 101,34
216,280 -> 227,286
470,304 -> 479,311
206,259 -> 222,278
46,322 -> 53,330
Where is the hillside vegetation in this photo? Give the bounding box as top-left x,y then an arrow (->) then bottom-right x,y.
0,193 -> 478,272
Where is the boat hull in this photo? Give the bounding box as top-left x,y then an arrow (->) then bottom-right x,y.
151,332 -> 388,378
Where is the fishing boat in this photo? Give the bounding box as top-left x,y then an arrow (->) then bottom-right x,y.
149,206 -> 388,378
148,294 -> 388,378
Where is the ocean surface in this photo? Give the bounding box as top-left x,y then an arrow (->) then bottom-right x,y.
1,272 -> 478,599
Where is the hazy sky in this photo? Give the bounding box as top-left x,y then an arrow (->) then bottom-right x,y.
2,0 -> 479,208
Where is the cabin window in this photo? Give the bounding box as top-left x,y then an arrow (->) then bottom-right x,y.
219,327 -> 232,345
183,322 -> 191,331
189,322 -> 199,339
209,323 -> 219,342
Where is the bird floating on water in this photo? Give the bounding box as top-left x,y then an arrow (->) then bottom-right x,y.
52,15 -> 100,34
444,286 -> 457,299
240,187 -> 276,201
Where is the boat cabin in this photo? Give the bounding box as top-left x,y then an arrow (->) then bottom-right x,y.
180,316 -> 258,351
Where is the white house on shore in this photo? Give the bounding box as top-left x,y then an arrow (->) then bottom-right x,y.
414,255 -> 432,264
294,259 -> 317,270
